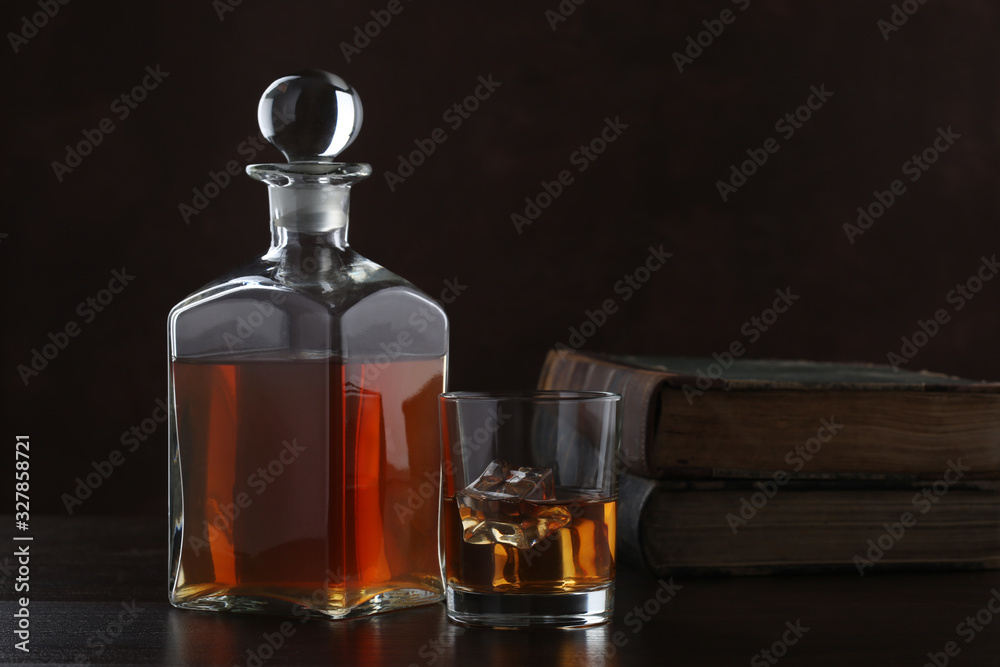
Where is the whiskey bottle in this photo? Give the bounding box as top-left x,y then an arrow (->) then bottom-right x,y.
167,71 -> 448,618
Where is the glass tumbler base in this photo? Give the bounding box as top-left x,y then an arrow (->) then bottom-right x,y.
445,583 -> 614,628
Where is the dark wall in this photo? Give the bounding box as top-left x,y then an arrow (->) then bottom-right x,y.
4,1 -> 999,515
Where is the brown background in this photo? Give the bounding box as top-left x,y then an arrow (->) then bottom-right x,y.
2,1 -> 999,514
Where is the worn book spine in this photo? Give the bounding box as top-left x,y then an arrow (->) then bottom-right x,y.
538,349 -> 668,477
616,472 -> 658,572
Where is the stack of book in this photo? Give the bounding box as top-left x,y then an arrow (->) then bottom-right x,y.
538,349 -> 1000,575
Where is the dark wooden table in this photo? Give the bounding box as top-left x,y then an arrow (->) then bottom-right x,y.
3,517 -> 1000,666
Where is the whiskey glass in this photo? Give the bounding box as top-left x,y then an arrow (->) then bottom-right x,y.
439,391 -> 621,627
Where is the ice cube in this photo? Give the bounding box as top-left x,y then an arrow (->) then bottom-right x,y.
466,459 -> 511,495
456,459 -> 571,549
502,466 -> 555,500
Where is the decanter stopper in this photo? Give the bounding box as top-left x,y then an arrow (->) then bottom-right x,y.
258,70 -> 364,163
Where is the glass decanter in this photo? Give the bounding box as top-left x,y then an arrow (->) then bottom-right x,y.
167,71 -> 448,618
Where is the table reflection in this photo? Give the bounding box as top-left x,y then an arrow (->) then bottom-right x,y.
162,603 -> 625,666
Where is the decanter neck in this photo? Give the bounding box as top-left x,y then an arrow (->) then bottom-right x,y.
247,162 -> 371,238
265,225 -> 348,260
267,182 -> 352,235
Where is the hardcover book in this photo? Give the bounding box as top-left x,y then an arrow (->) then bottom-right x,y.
538,349 -> 1000,480
617,473 -> 1000,576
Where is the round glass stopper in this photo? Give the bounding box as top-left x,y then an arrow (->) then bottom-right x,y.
257,70 -> 363,163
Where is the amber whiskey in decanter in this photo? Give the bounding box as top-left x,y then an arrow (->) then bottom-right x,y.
167,71 -> 447,618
